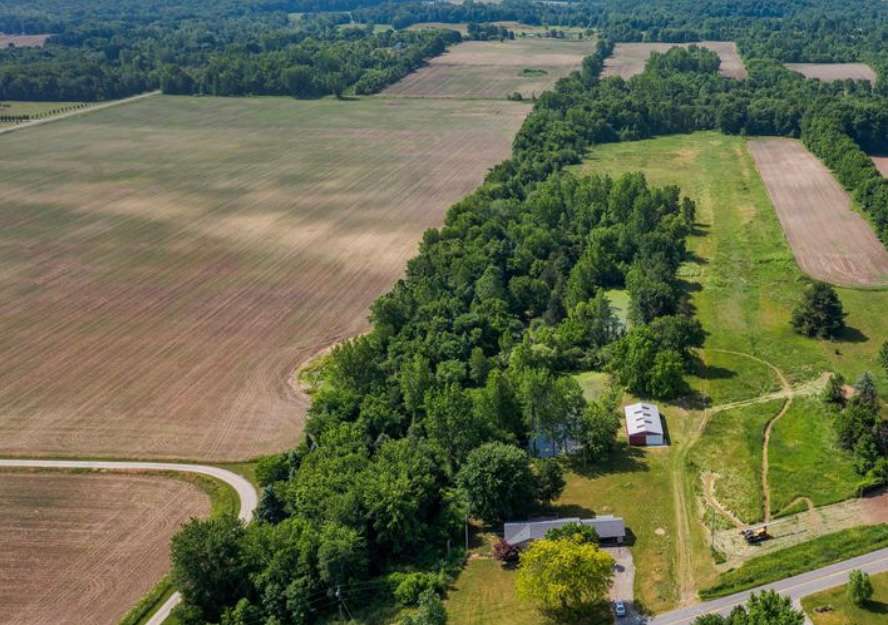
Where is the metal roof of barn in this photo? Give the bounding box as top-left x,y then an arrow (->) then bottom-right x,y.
624,402 -> 664,436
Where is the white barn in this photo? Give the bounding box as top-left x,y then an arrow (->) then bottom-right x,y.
624,402 -> 665,446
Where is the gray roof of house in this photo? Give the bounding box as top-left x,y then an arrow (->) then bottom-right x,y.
624,402 -> 663,436
503,515 -> 626,545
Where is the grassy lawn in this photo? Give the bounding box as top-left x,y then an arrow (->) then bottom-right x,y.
558,445 -> 678,612
701,524 -> 888,599
768,398 -> 861,514
803,570 -> 888,625
689,399 -> 783,525
446,558 -> 544,625
575,371 -> 611,401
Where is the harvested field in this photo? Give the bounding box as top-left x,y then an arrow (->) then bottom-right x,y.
748,138 -> 888,288
0,95 -> 529,460
0,471 -> 209,625
382,38 -> 598,99
602,41 -> 747,80
785,62 -> 876,83
0,33 -> 51,48
871,155 -> 888,177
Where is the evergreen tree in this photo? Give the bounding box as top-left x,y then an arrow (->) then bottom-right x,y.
791,282 -> 846,339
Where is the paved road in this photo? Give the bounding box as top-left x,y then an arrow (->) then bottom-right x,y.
647,547 -> 888,625
0,90 -> 160,136
0,458 -> 258,625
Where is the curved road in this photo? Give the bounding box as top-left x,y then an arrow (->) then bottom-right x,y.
0,458 -> 258,625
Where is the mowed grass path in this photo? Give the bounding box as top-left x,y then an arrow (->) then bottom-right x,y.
0,95 -> 529,460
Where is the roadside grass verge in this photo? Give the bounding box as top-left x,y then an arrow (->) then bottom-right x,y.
700,524 -> 888,599
117,471 -> 240,625
689,400 -> 784,524
768,398 -> 861,514
803,570 -> 888,625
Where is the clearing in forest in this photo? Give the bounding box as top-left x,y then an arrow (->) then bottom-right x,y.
381,37 -> 598,99
784,63 -> 877,83
748,138 -> 888,288
0,95 -> 529,460
602,42 -> 748,80
0,33 -> 51,48
0,471 -> 209,625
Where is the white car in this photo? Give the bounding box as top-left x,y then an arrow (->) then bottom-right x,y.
614,601 -> 627,617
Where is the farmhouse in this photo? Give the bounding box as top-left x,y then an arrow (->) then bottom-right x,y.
503,516 -> 626,546
624,402 -> 665,446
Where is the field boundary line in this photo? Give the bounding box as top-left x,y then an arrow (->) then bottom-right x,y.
0,90 -> 160,136
0,458 -> 258,625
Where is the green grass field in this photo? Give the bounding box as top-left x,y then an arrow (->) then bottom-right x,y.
768,398 -> 861,514
579,131 -> 888,602
803,570 -> 888,625
689,399 -> 783,524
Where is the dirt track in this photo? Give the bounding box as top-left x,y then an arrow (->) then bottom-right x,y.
602,42 -> 747,80
748,138 -> 888,288
0,471 -> 209,625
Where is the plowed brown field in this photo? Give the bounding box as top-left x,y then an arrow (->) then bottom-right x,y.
0,471 -> 209,625
871,156 -> 888,177
748,138 -> 888,288
0,95 -> 529,460
784,63 -> 876,83
0,33 -> 51,48
381,38 -> 598,99
602,41 -> 747,80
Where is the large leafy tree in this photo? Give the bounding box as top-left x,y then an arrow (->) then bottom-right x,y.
457,442 -> 538,524
516,536 -> 614,621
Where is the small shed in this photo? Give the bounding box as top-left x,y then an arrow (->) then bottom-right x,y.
503,516 -> 626,546
624,402 -> 664,446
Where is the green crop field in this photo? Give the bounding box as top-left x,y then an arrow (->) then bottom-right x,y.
0,94 -> 529,462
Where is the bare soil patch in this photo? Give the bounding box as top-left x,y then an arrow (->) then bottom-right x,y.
0,33 -> 51,48
784,63 -> 876,83
0,471 -> 209,625
748,138 -> 888,288
602,41 -> 747,80
871,155 -> 888,177
382,38 -> 598,99
0,95 -> 529,460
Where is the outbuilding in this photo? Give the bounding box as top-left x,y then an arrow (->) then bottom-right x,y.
624,402 -> 665,446
503,516 -> 626,546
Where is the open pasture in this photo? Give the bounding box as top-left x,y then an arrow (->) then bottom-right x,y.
602,41 -> 747,80
748,138 -> 888,288
0,95 -> 528,460
785,62 -> 877,83
381,38 -> 598,99
0,471 -> 209,625
0,33 -> 51,48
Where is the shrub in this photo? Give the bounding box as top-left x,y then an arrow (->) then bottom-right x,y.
391,572 -> 443,606
847,569 -> 873,606
492,538 -> 520,563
